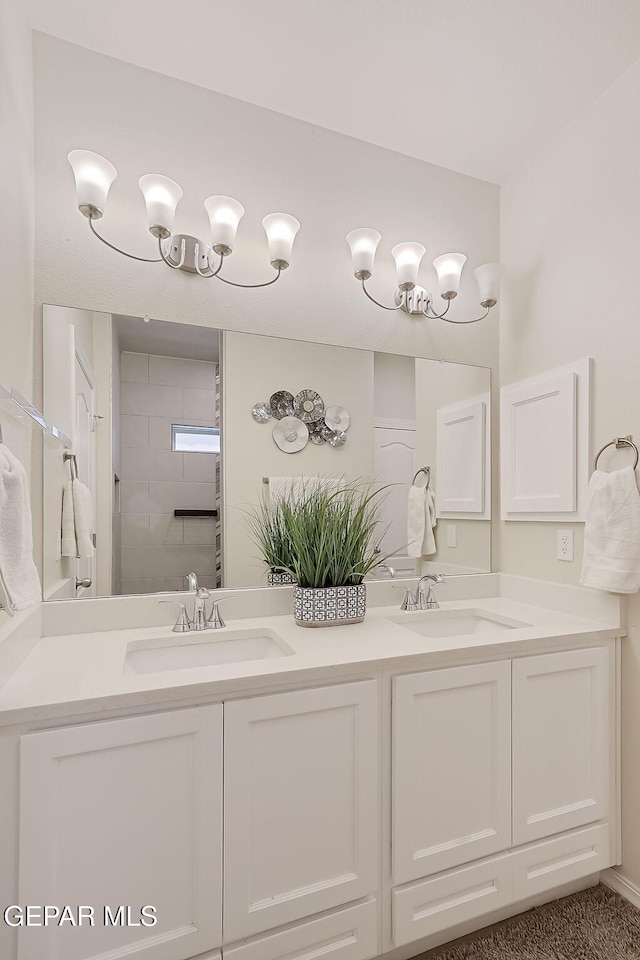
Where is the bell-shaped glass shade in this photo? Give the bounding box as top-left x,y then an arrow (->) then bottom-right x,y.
474,262 -> 506,308
346,228 -> 381,280
262,213 -> 301,269
138,174 -> 183,239
391,242 -> 426,291
68,150 -> 117,219
433,253 -> 467,300
204,195 -> 245,255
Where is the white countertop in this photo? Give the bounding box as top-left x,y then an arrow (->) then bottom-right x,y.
0,594 -> 621,727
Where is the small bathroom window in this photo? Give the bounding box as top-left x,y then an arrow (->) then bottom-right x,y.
171,424 -> 220,454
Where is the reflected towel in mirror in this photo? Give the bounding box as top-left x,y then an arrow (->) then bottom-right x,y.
407,475 -> 437,558
0,442 -> 42,613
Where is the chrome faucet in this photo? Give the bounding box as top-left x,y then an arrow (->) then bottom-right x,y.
376,562 -> 396,579
400,573 -> 445,611
185,571 -> 199,591
161,591 -> 232,632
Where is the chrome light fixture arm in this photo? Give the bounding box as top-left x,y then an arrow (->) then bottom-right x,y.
438,306 -> 491,325
361,278 -> 405,311
215,267 -> 283,289
88,216 -> 163,263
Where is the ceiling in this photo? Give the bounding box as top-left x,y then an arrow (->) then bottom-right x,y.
28,0 -> 640,184
116,316 -> 220,362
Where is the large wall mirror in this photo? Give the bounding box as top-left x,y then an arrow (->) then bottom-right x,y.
42,305 -> 491,600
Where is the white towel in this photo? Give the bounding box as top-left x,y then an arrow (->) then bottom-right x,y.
61,477 -> 77,556
407,479 -> 437,558
61,475 -> 95,559
0,443 -> 42,614
580,465 -> 640,593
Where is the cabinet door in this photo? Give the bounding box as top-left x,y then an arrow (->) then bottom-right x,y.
393,661 -> 511,883
19,706 -> 223,960
224,681 -> 379,941
512,647 -> 610,845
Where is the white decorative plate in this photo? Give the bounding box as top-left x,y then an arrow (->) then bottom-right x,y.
273,416 -> 309,453
325,405 -> 350,431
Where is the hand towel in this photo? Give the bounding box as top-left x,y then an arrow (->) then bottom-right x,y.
72,478 -> 95,559
580,465 -> 640,593
0,443 -> 42,614
61,477 -> 77,556
407,478 -> 437,558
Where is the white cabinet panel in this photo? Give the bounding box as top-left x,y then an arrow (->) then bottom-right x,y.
393,661 -> 511,883
501,368 -> 576,514
224,900 -> 378,960
511,824 -> 610,901
512,648 -> 610,845
224,681 -> 379,941
393,854 -> 512,946
501,358 -> 591,521
18,706 -> 223,960
436,398 -> 488,516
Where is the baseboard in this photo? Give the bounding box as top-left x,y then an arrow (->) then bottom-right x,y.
601,868 -> 640,909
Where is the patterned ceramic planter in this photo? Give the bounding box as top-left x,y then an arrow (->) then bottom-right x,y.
267,570 -> 297,586
293,584 -> 366,627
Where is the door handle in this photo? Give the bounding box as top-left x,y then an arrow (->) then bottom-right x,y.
76,578 -> 92,589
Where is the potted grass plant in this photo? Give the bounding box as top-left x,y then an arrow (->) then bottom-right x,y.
246,492 -> 298,585
276,480 -> 391,627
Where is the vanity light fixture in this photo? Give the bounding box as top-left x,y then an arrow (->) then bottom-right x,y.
68,150 -> 301,288
346,228 -> 505,323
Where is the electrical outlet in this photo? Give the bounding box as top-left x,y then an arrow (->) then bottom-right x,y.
447,524 -> 457,548
557,529 -> 574,561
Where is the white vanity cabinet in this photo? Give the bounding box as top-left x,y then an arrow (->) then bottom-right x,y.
390,645 -> 615,948
12,639 -> 617,960
223,680 -> 380,942
392,660 -> 512,883
18,705 -> 223,960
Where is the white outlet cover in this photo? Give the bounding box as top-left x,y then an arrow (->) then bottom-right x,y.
447,524 -> 457,548
557,529 -> 574,561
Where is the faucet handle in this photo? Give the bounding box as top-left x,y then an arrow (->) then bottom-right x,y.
206,596 -> 232,629
160,600 -> 192,633
400,588 -> 419,611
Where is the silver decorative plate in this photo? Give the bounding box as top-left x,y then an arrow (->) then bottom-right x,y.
294,389 -> 325,423
309,419 -> 332,444
273,416 -> 309,453
270,390 -> 295,420
328,429 -> 347,448
251,401 -> 272,423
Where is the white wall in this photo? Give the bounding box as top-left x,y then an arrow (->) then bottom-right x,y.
119,352 -> 218,594
32,33 -> 499,373
223,331 -> 374,586
500,57 -> 640,888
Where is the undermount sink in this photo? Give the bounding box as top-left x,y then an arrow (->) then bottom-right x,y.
123,628 -> 294,674
389,608 -> 531,639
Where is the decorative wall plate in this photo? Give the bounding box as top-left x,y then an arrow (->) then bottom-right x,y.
325,405 -> 350,431
270,390 -> 295,419
251,401 -> 272,423
328,429 -> 347,448
294,389 -> 325,423
309,419 -> 332,444
273,416 -> 309,453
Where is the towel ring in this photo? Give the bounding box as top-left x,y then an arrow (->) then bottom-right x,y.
64,451 -> 78,480
413,466 -> 431,485
593,436 -> 639,472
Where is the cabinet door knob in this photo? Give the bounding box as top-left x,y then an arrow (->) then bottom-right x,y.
75,578 -> 92,589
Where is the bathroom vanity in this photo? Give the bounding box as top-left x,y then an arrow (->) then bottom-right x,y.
0,576 -> 622,960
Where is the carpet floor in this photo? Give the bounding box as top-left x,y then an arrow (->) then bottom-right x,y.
424,884 -> 640,959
